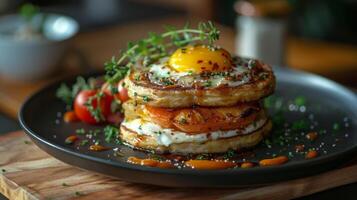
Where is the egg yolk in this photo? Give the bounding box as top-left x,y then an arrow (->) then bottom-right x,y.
168,45 -> 232,73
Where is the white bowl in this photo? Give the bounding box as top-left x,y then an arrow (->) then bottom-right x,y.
0,13 -> 79,81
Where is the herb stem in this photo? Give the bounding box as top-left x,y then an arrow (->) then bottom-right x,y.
116,32 -> 206,66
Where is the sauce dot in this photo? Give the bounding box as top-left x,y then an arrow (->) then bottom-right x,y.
305,150 -> 318,159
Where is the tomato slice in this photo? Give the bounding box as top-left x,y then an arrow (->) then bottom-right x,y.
144,104 -> 260,134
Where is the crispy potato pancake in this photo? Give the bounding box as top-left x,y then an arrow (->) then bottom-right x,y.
124,58 -> 275,107
120,119 -> 272,154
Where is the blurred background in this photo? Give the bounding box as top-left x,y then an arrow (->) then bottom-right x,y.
0,0 -> 356,147
0,0 -> 356,199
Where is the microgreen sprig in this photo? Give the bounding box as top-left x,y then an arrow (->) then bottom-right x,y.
104,21 -> 220,83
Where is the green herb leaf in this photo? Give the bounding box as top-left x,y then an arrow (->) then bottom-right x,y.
294,96 -> 306,106
223,149 -> 236,159
19,3 -> 39,21
143,96 -> 150,102
196,153 -> 210,160
103,125 -> 120,143
333,123 -> 340,131
56,76 -> 91,109
79,139 -> 89,146
76,128 -> 86,135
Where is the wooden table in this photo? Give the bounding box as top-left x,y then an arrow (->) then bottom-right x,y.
0,17 -> 357,199
1,131 -> 357,200
0,17 -> 356,119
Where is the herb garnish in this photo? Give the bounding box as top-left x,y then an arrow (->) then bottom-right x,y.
19,3 -> 39,22
333,123 -> 340,131
203,80 -> 212,87
75,191 -> 82,196
104,21 -> 220,83
291,119 -> 308,131
18,3 -> 45,34
149,154 -> 164,161
84,92 -> 105,122
103,125 -> 120,143
223,149 -> 236,159
79,139 -> 89,146
154,131 -> 163,135
196,153 -> 210,160
76,128 -> 86,135
56,77 -> 91,109
178,117 -> 188,124
294,96 -> 306,106
143,96 -> 151,102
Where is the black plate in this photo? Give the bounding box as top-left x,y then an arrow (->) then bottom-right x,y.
19,67 -> 357,187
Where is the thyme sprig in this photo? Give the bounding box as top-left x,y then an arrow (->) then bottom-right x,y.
84,92 -> 105,122
56,77 -> 91,109
105,21 -> 220,83
103,125 -> 120,143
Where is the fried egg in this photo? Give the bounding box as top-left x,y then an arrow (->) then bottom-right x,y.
169,45 -> 232,73
146,45 -> 259,88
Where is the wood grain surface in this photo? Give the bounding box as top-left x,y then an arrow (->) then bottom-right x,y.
1,131 -> 357,200
0,17 -> 357,119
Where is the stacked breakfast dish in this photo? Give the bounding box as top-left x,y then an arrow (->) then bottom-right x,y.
55,22 -> 276,155
120,44 -> 275,154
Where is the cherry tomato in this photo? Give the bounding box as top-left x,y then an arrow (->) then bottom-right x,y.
118,80 -> 129,103
74,90 -> 112,124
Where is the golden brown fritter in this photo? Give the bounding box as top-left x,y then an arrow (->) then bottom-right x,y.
124,59 -> 275,108
119,119 -> 272,154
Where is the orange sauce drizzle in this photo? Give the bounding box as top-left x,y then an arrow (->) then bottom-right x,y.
63,111 -> 79,123
89,145 -> 111,151
185,160 -> 237,169
259,156 -> 289,166
240,162 -> 254,168
305,150 -> 318,159
65,135 -> 79,144
306,132 -> 318,141
127,156 -> 174,169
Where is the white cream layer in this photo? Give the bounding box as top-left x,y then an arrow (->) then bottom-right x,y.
121,118 -> 267,146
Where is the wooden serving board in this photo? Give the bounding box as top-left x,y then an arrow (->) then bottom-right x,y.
1,131 -> 357,200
